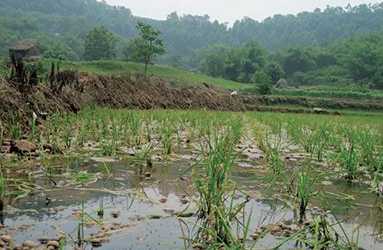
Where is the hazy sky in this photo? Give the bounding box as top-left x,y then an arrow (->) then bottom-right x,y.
104,0 -> 381,23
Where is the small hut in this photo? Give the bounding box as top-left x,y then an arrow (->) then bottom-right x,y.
9,40 -> 40,62
8,40 -> 40,86
275,78 -> 288,89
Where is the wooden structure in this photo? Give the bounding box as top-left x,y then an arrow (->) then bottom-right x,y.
9,40 -> 40,62
8,40 -> 40,86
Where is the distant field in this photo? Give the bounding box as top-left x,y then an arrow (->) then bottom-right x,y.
273,85 -> 383,100
3,59 -> 383,105
51,60 -> 251,90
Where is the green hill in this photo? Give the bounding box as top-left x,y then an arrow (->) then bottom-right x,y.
2,0 -> 383,68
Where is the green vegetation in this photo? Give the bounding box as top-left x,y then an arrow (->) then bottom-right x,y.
198,33 -> 383,88
125,22 -> 166,75
273,85 -> 383,100
2,0 -> 383,69
84,26 -> 117,61
1,107 -> 382,248
53,60 -> 248,89
193,120 -> 247,248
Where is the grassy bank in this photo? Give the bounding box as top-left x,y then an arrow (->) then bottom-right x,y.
51,60 -> 251,90
273,85 -> 383,100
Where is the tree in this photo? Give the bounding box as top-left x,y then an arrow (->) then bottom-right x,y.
265,62 -> 285,84
127,22 -> 165,75
84,26 -> 116,60
252,70 -> 272,84
281,48 -> 316,76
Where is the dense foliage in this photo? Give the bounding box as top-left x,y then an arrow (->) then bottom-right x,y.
1,0 -> 383,87
84,26 -> 117,60
198,33 -> 383,88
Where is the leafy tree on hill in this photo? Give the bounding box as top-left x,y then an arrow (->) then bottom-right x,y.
280,48 -> 316,76
265,62 -> 285,84
84,26 -> 117,60
126,22 -> 166,75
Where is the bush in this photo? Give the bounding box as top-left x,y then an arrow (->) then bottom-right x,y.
256,82 -> 272,95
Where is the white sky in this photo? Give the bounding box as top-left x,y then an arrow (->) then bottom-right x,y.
104,0 -> 382,23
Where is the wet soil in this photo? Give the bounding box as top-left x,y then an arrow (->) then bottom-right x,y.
1,146 -> 383,249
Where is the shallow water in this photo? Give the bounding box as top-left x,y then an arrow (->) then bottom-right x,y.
1,153 -> 383,249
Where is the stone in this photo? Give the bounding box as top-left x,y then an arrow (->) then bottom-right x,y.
23,240 -> 38,248
1,235 -> 12,243
111,210 -> 120,219
90,157 -> 117,163
148,215 -> 162,219
180,198 -> 189,204
47,240 -> 59,248
144,172 -> 152,178
90,238 -> 102,248
0,145 -> 11,153
11,140 -> 37,155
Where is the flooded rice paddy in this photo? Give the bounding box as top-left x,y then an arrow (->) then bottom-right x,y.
0,109 -> 383,249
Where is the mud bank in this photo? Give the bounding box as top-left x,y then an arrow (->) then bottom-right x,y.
0,74 -> 244,130
1,74 -> 382,132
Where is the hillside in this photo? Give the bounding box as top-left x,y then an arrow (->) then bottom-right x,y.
55,60 -> 249,90
1,0 -> 383,67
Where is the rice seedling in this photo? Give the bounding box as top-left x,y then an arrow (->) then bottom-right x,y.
127,111 -> 141,145
160,120 -> 174,155
312,124 -> 333,162
192,121 -> 247,249
97,198 -> 104,219
338,130 -> 359,181
73,170 -> 92,247
357,129 -> 382,175
134,143 -> 154,168
266,147 -> 285,177
10,116 -> 22,140
295,166 -> 315,224
297,215 -> 359,250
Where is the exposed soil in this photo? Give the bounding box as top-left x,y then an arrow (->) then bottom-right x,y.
0,74 -> 244,131
1,74 -> 382,132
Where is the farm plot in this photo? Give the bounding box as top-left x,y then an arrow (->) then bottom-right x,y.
0,109 -> 382,249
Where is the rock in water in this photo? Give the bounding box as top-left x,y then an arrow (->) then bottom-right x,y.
47,240 -> 59,248
0,234 -> 12,243
11,140 -> 37,155
23,240 -> 38,248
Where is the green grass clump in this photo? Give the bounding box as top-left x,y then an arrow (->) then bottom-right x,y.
296,167 -> 315,224
193,119 -> 248,249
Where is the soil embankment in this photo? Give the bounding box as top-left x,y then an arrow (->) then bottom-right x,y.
0,74 -> 244,130
1,74 -> 382,131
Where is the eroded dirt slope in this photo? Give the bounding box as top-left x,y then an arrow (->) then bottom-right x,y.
0,74 -> 244,131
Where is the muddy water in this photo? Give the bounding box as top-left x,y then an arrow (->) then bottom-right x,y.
1,154 -> 383,249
